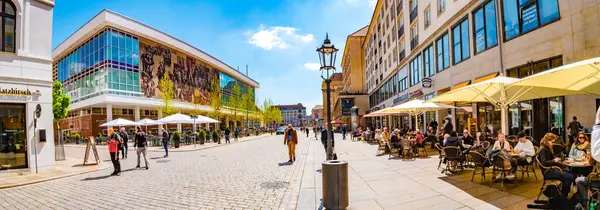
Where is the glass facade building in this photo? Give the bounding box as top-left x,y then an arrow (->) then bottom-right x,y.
220,72 -> 254,107
55,28 -> 141,103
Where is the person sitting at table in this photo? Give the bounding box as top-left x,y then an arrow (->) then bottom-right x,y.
459,129 -> 475,148
538,132 -> 574,197
381,127 -> 391,143
412,129 -> 426,153
514,131 -> 535,164
493,133 -> 512,151
569,132 -> 591,159
444,131 -> 465,151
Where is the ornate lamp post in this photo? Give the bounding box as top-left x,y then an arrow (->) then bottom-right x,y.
317,33 -> 338,160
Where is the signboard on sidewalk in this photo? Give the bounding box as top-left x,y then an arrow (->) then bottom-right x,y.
84,137 -> 100,165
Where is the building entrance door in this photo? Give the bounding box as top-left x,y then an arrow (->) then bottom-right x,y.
0,103 -> 27,170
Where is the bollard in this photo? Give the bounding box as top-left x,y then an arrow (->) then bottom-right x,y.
322,160 -> 349,209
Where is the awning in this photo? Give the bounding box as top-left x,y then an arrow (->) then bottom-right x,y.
473,72 -> 499,84
451,80 -> 471,90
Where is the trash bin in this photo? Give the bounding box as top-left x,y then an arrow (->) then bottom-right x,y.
322,160 -> 349,210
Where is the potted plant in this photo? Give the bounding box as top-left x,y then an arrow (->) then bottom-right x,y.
173,131 -> 181,148
212,130 -> 220,144
198,130 -> 206,145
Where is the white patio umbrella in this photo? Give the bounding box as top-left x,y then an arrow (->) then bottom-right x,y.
430,76 -> 582,134
157,113 -> 196,124
100,118 -> 139,127
136,118 -> 164,133
379,99 -> 456,130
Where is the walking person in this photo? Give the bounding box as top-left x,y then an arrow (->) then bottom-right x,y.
134,126 -> 149,169
306,127 -> 309,138
107,128 -> 121,176
161,128 -> 169,158
234,127 -> 239,141
342,125 -> 347,140
283,124 -> 298,163
568,116 -> 583,147
119,127 -> 129,159
224,127 -> 231,144
321,125 -> 337,160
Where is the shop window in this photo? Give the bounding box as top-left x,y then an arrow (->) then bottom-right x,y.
0,104 -> 27,169
502,0 -> 560,40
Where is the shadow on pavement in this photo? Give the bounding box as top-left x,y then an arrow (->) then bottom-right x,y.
149,157 -> 164,160
80,167 -> 144,181
278,161 -> 293,166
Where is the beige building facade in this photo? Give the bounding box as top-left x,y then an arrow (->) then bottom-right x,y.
338,26 -> 370,128
364,0 -> 600,141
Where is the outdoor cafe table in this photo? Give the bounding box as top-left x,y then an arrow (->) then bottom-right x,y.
563,159 -> 593,177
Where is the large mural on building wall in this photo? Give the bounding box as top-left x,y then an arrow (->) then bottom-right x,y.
139,38 -> 219,104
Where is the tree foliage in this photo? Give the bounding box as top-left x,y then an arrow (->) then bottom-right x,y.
260,98 -> 282,127
229,82 -> 243,127
52,81 -> 70,124
208,76 -> 222,120
159,73 -> 179,116
242,88 -> 255,128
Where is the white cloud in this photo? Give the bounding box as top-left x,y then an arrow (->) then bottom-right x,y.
248,25 -> 314,50
368,0 -> 377,8
303,63 -> 321,71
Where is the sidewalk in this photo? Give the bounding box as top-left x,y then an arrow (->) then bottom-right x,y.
0,157 -> 108,189
295,134 -> 538,210
63,133 -> 271,153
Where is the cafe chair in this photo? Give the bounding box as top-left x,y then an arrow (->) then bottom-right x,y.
588,172 -> 600,209
401,139 -> 414,159
519,157 -> 538,180
443,146 -> 463,174
376,139 -> 388,156
435,143 -> 445,170
469,151 -> 491,184
534,155 -> 564,201
481,141 -> 491,151
388,141 -> 401,159
506,135 -> 518,148
490,155 -> 517,190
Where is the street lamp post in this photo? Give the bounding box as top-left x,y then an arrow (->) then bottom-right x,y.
317,33 -> 338,160
317,33 -> 349,209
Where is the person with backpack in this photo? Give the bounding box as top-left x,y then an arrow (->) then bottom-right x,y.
134,126 -> 149,170
107,128 -> 121,176
119,127 -> 129,159
161,128 -> 169,158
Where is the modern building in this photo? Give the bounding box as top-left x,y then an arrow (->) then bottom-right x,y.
364,0 -> 599,141
52,10 -> 259,137
273,103 -> 306,127
0,0 -> 55,172
321,72 -> 343,122
337,25 -> 370,128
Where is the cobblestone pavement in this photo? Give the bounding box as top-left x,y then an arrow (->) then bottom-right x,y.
0,133 -> 312,210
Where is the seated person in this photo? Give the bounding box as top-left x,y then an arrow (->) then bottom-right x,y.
412,129 -> 426,153
569,132 -> 590,159
459,129 -> 475,148
539,132 -> 574,197
444,131 -> 465,151
492,132 -> 512,151
514,131 -> 535,165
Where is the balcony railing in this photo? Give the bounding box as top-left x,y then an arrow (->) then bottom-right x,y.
397,25 -> 404,39
410,35 -> 419,50
410,6 -> 418,23
397,0 -> 403,14
399,50 -> 405,61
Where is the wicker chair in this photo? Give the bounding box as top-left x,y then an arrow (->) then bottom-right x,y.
376,139 -> 388,155
490,154 -> 517,190
401,139 -> 414,159
443,146 -> 463,173
388,141 -> 401,158
435,143 -> 445,170
469,151 -> 491,184
588,172 -> 600,208
535,155 -> 564,201
481,141 -> 491,151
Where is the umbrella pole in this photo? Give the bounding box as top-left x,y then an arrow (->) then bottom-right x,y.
500,105 -> 509,135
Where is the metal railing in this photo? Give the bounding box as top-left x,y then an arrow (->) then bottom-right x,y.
399,50 -> 405,61
397,0 -> 403,14
410,6 -> 418,23
398,25 -> 404,39
410,36 -> 419,50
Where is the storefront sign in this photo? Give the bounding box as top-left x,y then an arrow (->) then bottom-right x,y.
341,98 -> 354,116
0,88 -> 32,96
393,94 -> 409,104
422,78 -> 432,88
409,89 -> 424,98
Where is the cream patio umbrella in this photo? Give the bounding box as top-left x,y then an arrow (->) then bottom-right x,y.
380,99 -> 456,130
100,118 -> 140,127
429,76 -> 582,134
512,57 -> 600,95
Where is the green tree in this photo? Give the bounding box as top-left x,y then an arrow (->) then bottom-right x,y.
208,77 -> 222,120
159,73 -> 179,116
53,81 -> 70,127
229,82 -> 242,128
242,88 -> 255,129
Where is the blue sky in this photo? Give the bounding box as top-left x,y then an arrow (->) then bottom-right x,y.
52,0 -> 375,110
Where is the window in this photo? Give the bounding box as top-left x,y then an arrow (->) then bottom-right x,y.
473,0 -> 498,54
452,18 -> 470,64
0,0 -> 16,53
410,54 -> 422,86
410,24 -> 418,49
425,7 -> 431,27
502,0 -> 559,40
423,45 -> 434,77
438,0 -> 446,14
436,33 -> 450,72
399,76 -> 408,91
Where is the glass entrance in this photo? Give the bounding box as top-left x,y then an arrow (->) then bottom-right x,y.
0,103 -> 27,169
